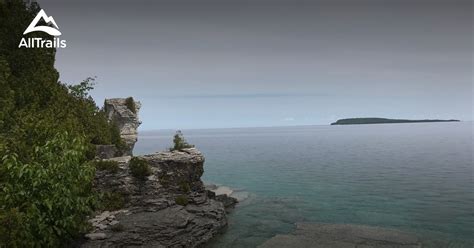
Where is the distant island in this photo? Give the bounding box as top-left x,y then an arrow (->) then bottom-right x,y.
331,118 -> 460,125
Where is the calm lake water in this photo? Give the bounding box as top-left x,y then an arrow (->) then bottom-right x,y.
135,122 -> 473,248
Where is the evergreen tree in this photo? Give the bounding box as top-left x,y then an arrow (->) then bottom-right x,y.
170,130 -> 195,151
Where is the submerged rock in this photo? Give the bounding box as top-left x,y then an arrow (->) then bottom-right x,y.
259,223 -> 421,248
83,148 -> 231,248
104,98 -> 141,156
211,185 -> 233,196
215,194 -> 238,208
205,184 -> 239,208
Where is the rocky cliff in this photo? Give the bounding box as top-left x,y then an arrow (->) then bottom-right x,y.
82,148 -> 233,248
104,98 -> 142,156
83,98 -> 236,247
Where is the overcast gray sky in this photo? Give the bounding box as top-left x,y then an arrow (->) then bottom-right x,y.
36,0 -> 472,130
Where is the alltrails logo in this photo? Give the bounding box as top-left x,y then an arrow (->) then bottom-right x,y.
18,9 -> 67,48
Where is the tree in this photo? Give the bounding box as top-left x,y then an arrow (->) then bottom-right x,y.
0,0 -> 124,245
170,130 -> 194,151
0,132 -> 95,246
0,1 -> 123,158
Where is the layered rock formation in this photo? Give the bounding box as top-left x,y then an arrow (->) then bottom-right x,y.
83,149 -> 232,248
104,98 -> 141,156
84,99 -> 236,247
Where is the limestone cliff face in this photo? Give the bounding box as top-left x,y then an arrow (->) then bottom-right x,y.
104,98 -> 141,156
85,99 -> 236,247
83,149 -> 229,248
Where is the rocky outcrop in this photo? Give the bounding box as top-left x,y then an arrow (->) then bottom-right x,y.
95,145 -> 119,159
259,223 -> 421,248
104,98 -> 141,156
83,148 -> 234,248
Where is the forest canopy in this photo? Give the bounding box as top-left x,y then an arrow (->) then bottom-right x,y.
0,0 -> 121,246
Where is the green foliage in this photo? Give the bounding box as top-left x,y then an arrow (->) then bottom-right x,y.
124,97 -> 136,114
170,130 -> 194,151
93,160 -> 120,173
65,77 -> 123,147
0,1 -> 124,158
0,56 -> 14,132
179,181 -> 191,193
0,132 -> 96,247
0,208 -> 24,247
129,157 -> 151,179
67,77 -> 96,99
175,195 -> 189,206
110,120 -> 127,154
0,1 -> 127,246
97,191 -> 126,211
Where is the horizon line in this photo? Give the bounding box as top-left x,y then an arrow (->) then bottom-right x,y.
138,120 -> 470,133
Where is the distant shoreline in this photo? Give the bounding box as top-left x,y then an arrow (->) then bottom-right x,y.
331,118 -> 460,125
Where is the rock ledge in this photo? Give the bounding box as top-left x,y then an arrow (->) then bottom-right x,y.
82,148 -> 236,248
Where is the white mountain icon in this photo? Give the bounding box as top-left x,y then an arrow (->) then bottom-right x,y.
23,9 -> 61,36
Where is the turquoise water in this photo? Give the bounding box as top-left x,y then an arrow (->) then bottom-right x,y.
135,122 -> 473,247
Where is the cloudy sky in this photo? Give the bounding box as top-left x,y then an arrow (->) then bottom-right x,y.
36,0 -> 472,130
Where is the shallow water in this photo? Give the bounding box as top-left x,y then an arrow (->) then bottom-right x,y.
135,122 -> 473,247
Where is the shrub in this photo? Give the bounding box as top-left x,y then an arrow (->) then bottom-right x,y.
98,191 -> 126,211
179,181 -> 191,193
124,97 -> 136,114
0,132 -> 95,247
170,130 -> 194,151
110,120 -> 127,154
129,157 -> 151,179
0,208 -> 24,247
175,195 -> 189,206
94,160 -> 120,173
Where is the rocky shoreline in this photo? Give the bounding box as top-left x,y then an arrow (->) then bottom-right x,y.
84,98 -> 425,248
81,98 -> 237,247
82,149 -> 237,248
